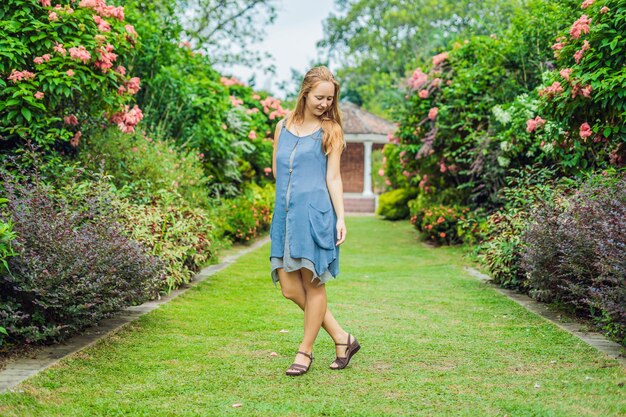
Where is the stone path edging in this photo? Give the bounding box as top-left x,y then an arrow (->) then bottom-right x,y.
464,266 -> 626,367
0,236 -> 271,394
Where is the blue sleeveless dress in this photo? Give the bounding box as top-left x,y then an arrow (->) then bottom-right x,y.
269,120 -> 340,286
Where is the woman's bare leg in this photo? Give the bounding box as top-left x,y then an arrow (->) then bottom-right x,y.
277,268 -> 348,344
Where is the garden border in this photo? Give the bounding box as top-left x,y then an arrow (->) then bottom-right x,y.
0,236 -> 271,394
464,266 -> 626,367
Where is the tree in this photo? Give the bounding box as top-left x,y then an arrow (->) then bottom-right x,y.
176,0 -> 278,79
318,0 -> 522,116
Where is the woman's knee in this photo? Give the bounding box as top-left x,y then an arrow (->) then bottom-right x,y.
281,285 -> 301,301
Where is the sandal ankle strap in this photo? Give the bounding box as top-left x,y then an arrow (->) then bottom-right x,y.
297,350 -> 313,360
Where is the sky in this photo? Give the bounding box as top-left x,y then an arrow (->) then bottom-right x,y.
224,1 -> 336,98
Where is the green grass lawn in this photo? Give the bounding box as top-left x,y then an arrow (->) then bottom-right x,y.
1,216 -> 625,416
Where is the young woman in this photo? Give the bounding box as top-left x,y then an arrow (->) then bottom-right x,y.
269,66 -> 360,376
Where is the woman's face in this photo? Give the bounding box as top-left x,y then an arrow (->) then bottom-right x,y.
306,81 -> 335,118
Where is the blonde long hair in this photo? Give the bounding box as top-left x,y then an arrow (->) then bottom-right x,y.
288,66 -> 345,155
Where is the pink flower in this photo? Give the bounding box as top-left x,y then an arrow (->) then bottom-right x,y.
34,91 -> 44,99
408,68 -> 428,90
385,179 -> 392,186
428,107 -> 438,120
437,216 -> 445,224
439,232 -> 446,238
125,77 -> 140,94
70,130 -> 82,147
526,116 -> 546,133
600,6 -> 609,13
94,44 -> 118,72
34,57 -> 44,65
560,68 -> 572,81
66,69 -> 75,77
378,169 -> 385,176
432,52 -> 448,66
581,0 -> 594,9
579,122 -> 592,140
48,11 -> 58,21
64,114 -> 79,125
7,69 -> 36,83
115,65 -> 126,76
53,42 -> 66,55
402,170 -> 411,177
439,160 -> 447,173
574,40 -> 590,64
69,45 -> 91,64
252,94 -> 261,100
125,24 -> 137,37
570,15 -> 591,39
539,82 -> 564,99
92,14 -> 111,32
432,78 -> 442,88
535,116 -> 546,127
248,130 -> 257,139
40,0 -> 51,6
109,105 -> 143,133
263,167 -> 272,175
552,41 -> 566,51
581,84 -> 592,98
418,90 -> 429,99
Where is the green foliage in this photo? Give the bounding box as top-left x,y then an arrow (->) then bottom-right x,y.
213,182 -> 274,243
536,0 -> 626,169
411,204 -> 469,245
477,168 -> 569,289
521,169 -> 626,344
80,126 -> 211,208
0,167 -> 164,346
376,188 -> 418,220
175,0 -> 277,74
0,0 -> 142,148
120,0 -> 276,197
388,0 -> 579,209
0,197 -> 17,274
319,0 -> 524,116
112,191 -> 216,292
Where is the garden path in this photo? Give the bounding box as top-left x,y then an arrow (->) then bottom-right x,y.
0,216 -> 624,416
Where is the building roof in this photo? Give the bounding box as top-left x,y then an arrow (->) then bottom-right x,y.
339,101 -> 397,135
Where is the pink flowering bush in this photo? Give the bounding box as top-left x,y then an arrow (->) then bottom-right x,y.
391,0 -> 581,209
410,204 -> 462,244
0,0 -> 143,148
535,0 -> 626,168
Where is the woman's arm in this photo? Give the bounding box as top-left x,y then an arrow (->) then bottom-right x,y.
272,119 -> 283,179
326,141 -> 346,246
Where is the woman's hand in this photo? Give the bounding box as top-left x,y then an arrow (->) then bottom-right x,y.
336,218 -> 347,246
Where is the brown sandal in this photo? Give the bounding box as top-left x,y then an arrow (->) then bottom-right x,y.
330,334 -> 360,370
285,351 -> 313,376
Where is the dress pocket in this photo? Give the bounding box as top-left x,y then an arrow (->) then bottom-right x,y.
307,202 -> 335,250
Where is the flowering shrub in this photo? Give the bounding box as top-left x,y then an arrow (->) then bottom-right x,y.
535,0 -> 626,169
521,170 -> 626,345
119,0 -> 275,196
214,182 -> 274,243
0,169 -> 164,346
0,0 -> 143,148
391,0 -> 580,209
410,204 -> 469,245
